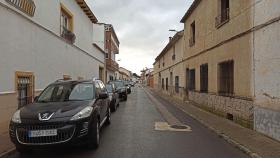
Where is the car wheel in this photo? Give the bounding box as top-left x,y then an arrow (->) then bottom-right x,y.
105,108 -> 111,125
88,118 -> 100,149
112,100 -> 117,112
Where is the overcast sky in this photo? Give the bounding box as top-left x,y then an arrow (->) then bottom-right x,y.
86,0 -> 193,75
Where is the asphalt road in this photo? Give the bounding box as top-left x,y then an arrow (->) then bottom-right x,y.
8,86 -> 249,158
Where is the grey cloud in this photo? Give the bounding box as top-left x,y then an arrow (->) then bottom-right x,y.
86,0 -> 193,73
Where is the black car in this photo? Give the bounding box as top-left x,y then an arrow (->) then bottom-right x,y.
105,83 -> 119,112
9,79 -> 111,153
108,80 -> 127,101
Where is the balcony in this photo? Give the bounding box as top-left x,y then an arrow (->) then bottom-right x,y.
61,27 -> 76,44
5,0 -> 36,16
215,8 -> 230,28
106,59 -> 119,71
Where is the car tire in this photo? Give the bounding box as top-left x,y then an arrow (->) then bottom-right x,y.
87,118 -> 100,149
112,100 -> 117,112
105,108 -> 111,125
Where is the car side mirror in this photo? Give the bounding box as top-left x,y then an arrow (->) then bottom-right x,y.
34,96 -> 39,102
99,92 -> 108,99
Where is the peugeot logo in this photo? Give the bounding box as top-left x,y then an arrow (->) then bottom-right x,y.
39,112 -> 54,121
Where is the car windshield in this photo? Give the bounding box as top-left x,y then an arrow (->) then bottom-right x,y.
37,83 -> 95,103
110,81 -> 124,88
106,84 -> 113,93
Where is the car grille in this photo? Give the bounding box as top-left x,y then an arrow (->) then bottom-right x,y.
16,124 -> 75,145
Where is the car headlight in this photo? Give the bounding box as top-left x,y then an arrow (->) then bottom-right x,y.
12,110 -> 21,123
71,106 -> 93,121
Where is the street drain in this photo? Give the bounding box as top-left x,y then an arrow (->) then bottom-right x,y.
155,122 -> 192,132
170,125 -> 188,129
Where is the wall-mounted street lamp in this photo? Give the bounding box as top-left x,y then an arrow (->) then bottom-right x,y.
169,29 -> 180,33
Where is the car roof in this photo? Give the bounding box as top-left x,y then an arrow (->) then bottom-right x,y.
51,79 -> 102,85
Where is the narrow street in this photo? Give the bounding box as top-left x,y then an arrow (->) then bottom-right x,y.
7,86 -> 249,158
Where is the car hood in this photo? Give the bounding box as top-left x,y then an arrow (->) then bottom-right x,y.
19,100 -> 93,120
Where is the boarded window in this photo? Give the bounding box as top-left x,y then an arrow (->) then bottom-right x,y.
175,76 -> 179,93
218,60 -> 234,95
200,64 -> 208,92
188,69 -> 195,91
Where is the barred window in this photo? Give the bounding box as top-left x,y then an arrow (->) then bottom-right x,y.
188,69 -> 195,91
200,64 -> 208,92
218,60 -> 234,95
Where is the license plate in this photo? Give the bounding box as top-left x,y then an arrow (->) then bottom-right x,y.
28,129 -> 57,138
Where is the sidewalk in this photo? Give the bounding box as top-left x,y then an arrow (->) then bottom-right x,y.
148,88 -> 280,158
0,130 -> 15,158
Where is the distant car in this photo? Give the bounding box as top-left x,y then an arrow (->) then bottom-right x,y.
9,79 -> 111,153
124,81 -> 132,94
108,80 -> 128,101
130,81 -> 135,87
106,83 -> 119,112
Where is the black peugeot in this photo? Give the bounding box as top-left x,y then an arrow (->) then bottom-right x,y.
9,79 -> 111,153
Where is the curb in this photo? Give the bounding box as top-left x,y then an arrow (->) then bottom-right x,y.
0,148 -> 16,158
149,89 -> 262,158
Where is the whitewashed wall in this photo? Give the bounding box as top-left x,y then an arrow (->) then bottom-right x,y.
0,3 -> 104,92
253,0 -> 280,141
0,0 -> 94,54
93,24 -> 105,51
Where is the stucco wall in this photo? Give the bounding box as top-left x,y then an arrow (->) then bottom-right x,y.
0,3 -> 104,92
253,0 -> 280,141
93,24 -> 105,50
0,0 -> 94,54
183,0 -> 253,97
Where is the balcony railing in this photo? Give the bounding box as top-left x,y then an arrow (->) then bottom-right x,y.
215,8 -> 230,28
6,0 -> 36,16
61,27 -> 76,44
106,59 -> 119,71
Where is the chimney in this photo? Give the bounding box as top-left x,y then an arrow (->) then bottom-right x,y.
169,37 -> 172,42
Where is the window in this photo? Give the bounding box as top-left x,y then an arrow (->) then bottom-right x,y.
99,67 -> 104,82
60,4 -> 75,43
175,76 -> 179,93
200,64 -> 208,92
170,72 -> 173,86
216,0 -> 230,27
15,71 -> 34,108
218,60 -> 234,95
189,21 -> 195,47
188,69 -> 195,91
166,78 -> 168,90
162,78 -> 164,89
172,46 -> 176,60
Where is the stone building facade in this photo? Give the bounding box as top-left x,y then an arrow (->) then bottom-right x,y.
154,0 -> 280,141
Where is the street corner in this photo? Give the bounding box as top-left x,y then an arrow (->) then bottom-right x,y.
154,122 -> 192,132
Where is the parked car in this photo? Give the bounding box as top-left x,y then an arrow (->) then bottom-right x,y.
130,81 -> 135,87
108,80 -> 128,101
9,79 -> 111,153
106,83 -> 119,112
124,81 -> 132,94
